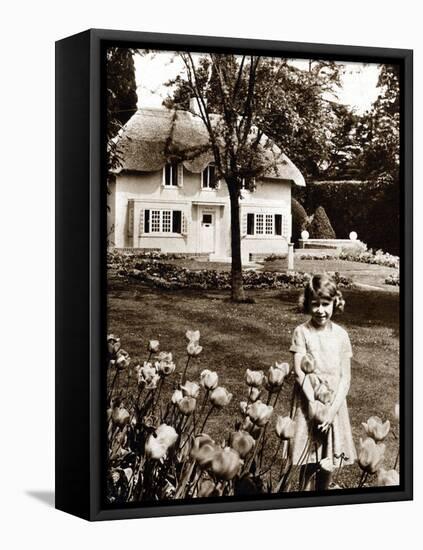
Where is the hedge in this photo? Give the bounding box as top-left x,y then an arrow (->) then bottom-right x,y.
293,177 -> 400,255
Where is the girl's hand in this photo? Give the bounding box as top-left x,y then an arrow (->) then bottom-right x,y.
318,409 -> 335,433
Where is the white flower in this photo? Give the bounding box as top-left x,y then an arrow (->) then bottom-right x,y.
275,416 -> 296,440
210,386 -> 233,408
200,369 -> 219,390
362,416 -> 391,442
145,424 -> 178,460
319,457 -> 336,473
187,341 -> 203,356
171,389 -> 184,404
148,340 -> 160,353
186,329 -> 200,343
245,369 -> 264,388
181,380 -> 201,399
247,401 -> 273,426
377,468 -> 400,486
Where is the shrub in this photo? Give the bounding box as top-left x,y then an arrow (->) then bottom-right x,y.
339,248 -> 399,269
291,198 -> 309,246
385,274 -> 400,286
308,206 -> 336,239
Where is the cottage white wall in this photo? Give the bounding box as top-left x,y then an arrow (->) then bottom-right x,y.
112,168 -> 293,261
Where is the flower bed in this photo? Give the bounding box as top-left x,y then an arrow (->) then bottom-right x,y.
106,331 -> 400,503
385,274 -> 400,286
116,259 -> 351,291
339,248 -> 399,269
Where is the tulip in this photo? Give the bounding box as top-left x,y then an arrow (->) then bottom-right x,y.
394,403 -> 400,421
181,380 -> 201,399
191,435 -> 218,468
115,349 -> 131,370
171,389 -> 184,404
239,401 -> 248,416
148,339 -> 160,353
266,365 -> 288,391
186,329 -> 200,343
275,416 -> 296,440
247,400 -> 273,426
275,361 -> 290,375
309,401 -> 330,424
245,369 -> 264,388
156,359 -> 176,376
377,468 -> 400,486
107,334 -> 121,358
200,369 -> 219,391
145,424 -> 178,460
177,396 -> 197,415
211,447 -> 242,481
197,479 -> 218,498
230,430 -> 255,458
248,387 -> 261,402
112,406 -> 130,428
301,353 -> 315,374
315,383 -> 333,405
145,373 -> 160,390
358,437 -> 386,474
241,417 -> 262,439
187,342 -> 203,356
362,416 -> 391,442
319,457 -> 336,473
210,387 -> 233,408
157,351 -> 172,363
135,362 -> 157,385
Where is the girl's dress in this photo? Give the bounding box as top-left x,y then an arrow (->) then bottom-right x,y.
289,320 -> 357,466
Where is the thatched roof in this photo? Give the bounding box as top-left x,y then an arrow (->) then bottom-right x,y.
115,107 -> 305,187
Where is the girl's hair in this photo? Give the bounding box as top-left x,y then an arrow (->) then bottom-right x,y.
302,273 -> 345,314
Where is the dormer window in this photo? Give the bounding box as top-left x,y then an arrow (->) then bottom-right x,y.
201,164 -> 217,189
241,177 -> 255,192
163,162 -> 182,187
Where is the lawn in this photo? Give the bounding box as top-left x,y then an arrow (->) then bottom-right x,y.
108,273 -> 400,490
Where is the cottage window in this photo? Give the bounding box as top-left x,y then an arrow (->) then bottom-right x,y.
163,163 -> 180,187
143,209 -> 182,234
202,164 -> 217,189
246,212 -> 286,237
241,177 -> 255,192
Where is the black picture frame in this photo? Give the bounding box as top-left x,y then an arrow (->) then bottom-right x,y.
55,28 -> 413,521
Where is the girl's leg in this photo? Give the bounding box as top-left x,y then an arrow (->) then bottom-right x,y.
316,469 -> 332,491
299,464 -> 317,491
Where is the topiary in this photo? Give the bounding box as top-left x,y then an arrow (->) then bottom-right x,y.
309,206 -> 336,239
291,198 -> 308,246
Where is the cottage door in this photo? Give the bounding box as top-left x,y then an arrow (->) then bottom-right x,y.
200,211 -> 215,253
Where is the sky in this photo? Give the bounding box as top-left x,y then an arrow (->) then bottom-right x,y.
133,51 -> 381,115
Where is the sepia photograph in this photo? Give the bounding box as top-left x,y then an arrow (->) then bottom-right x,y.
105,46 -> 401,506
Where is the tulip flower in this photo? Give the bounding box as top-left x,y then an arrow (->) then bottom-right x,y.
177,396 -> 197,415
197,479 -> 218,498
181,381 -> 201,399
230,430 -> 255,458
145,424 -> 178,460
148,340 -> 160,353
135,362 -> 156,386
191,435 -> 218,468
186,342 -> 203,357
394,403 -> 400,421
315,383 -> 333,405
241,417 -> 262,439
171,389 -> 184,404
107,334 -> 121,358
377,468 -> 400,486
186,329 -> 200,343
247,400 -> 273,426
319,457 -> 336,473
239,401 -> 248,416
265,365 -> 288,391
210,387 -> 233,408
301,353 -> 315,374
245,369 -> 264,388
248,387 -> 261,402
275,416 -> 296,440
115,349 -> 131,370
362,416 -> 391,442
157,351 -> 172,363
211,447 -> 242,481
156,359 -> 176,376
111,406 -> 130,428
200,369 -> 219,391
145,373 -> 160,390
358,437 -> 386,474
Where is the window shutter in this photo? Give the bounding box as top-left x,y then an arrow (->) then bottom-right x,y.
143,209 -> 150,234
247,213 -> 255,235
282,214 -> 289,238
275,214 -> 282,236
128,203 -> 134,237
241,212 -> 248,236
200,168 -> 204,188
177,163 -> 184,187
161,166 -> 166,187
173,210 -> 182,233
181,213 -> 188,235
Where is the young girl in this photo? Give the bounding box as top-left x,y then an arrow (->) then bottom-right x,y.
289,274 -> 356,490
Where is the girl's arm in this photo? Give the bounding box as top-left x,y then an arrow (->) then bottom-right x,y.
293,352 -> 315,403
319,355 -> 351,432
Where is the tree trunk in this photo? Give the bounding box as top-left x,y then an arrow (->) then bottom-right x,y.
228,185 -> 246,302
